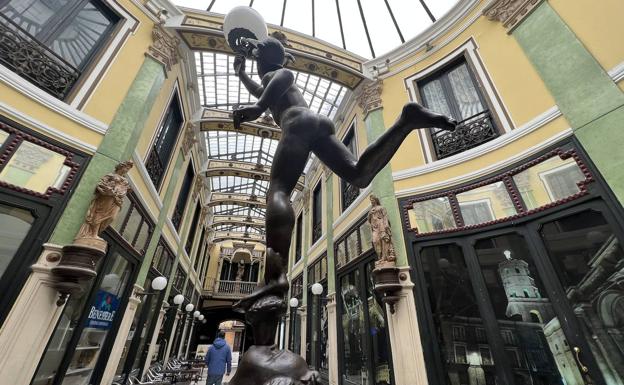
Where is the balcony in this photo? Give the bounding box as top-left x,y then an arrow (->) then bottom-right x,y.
211,280 -> 258,299
341,181 -> 359,211
431,110 -> 498,160
0,13 -> 80,99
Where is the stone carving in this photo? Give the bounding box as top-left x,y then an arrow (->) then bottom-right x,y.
368,195 -> 397,267
75,161 -> 133,251
192,176 -> 205,199
356,80 -> 383,116
182,122 -> 198,158
484,0 -> 544,31
149,26 -> 180,71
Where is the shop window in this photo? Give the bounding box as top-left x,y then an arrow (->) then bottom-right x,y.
294,214 -> 302,263
312,182 -> 322,243
0,204 -> 34,279
457,181 -> 516,226
336,218 -> 375,269
480,347 -> 493,365
172,164 -> 194,231
0,0 -> 119,99
110,193 -> 154,255
146,95 -> 183,189
151,238 -> 174,278
340,128 -> 359,212
410,197 -> 456,233
513,155 -> 586,210
417,59 -> 498,159
291,274 -> 303,299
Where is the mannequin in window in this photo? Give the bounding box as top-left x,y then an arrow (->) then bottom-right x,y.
233,37 -> 456,306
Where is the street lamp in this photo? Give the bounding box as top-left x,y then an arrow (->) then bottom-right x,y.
185,303 -> 194,312
289,297 -> 299,352
173,294 -> 184,305
311,283 -> 323,369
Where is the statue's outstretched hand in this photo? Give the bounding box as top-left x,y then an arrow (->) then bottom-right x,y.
233,55 -> 246,77
233,105 -> 264,128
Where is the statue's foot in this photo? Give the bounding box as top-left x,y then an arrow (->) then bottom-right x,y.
234,275 -> 289,312
398,102 -> 456,132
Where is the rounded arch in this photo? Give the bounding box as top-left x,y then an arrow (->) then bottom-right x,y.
191,305 -> 253,356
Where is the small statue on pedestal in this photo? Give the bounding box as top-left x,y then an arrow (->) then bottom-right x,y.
368,195 -> 397,268
74,161 -> 133,252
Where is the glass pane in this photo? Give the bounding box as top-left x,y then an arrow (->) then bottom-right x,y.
0,130 -> 9,146
421,79 -> 453,118
457,182 -> 516,226
420,244 -> 500,384
410,197 -> 456,233
540,210 -> 624,384
336,241 -> 347,268
0,0 -> 70,36
346,231 -> 359,264
474,233 -> 569,385
133,220 -> 150,254
0,204 -> 34,280
447,63 -> 485,120
50,2 -> 114,68
62,253 -> 132,385
0,140 -> 71,193
111,197 -> 131,232
360,221 -> 373,253
122,208 -> 142,245
132,292 -> 160,371
366,261 -> 391,385
340,269 -> 370,385
513,156 -> 585,211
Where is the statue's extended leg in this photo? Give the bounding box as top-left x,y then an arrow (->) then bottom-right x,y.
312,103 -> 456,188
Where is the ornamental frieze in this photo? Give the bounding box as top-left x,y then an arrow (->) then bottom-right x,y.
484,0 -> 544,31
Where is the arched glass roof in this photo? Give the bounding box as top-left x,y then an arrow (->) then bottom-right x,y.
174,0 -> 460,59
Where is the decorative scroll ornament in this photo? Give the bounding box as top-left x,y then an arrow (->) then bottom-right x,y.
356,80 -> 383,116
368,195 -> 397,267
149,26 -> 180,71
75,161 -> 134,251
192,176 -> 205,199
182,122 -> 198,158
484,0 -> 544,31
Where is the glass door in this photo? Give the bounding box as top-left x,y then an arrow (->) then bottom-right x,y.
528,204 -> 624,384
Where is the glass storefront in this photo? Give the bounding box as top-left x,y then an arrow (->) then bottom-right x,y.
404,144 -> 624,385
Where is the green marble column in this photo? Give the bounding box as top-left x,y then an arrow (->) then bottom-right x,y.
363,108 -> 408,267
50,58 -> 166,245
513,2 -> 624,203
324,173 -> 336,293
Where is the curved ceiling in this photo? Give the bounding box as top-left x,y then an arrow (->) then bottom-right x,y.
173,0 -> 460,59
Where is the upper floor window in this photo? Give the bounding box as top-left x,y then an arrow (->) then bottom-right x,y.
312,182 -> 322,244
418,59 -> 498,159
294,214 -> 302,263
110,192 -> 154,256
151,238 -> 174,278
0,0 -> 119,99
172,164 -> 194,231
146,95 -> 183,189
185,202 -> 201,255
340,128 -> 359,211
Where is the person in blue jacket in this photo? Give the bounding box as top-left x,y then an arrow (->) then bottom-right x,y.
205,331 -> 232,385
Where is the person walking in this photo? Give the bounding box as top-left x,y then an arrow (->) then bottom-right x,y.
205,331 -> 232,385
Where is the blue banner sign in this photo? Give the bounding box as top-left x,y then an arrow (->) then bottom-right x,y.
86,290 -> 119,329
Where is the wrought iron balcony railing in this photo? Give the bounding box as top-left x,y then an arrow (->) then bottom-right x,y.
341,181 -> 359,211
145,147 -> 166,188
431,110 -> 498,160
213,279 -> 258,299
312,221 -> 322,244
0,13 -> 80,99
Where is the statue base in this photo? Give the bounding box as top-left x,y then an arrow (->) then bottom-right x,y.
372,264 -> 401,313
230,293 -> 319,385
51,243 -> 106,305
72,236 -> 108,252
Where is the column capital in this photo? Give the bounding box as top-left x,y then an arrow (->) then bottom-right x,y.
356,80 -> 383,117
148,25 -> 180,72
484,0 -> 544,31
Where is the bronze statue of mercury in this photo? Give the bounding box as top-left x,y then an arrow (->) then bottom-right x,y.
232,36 -> 456,305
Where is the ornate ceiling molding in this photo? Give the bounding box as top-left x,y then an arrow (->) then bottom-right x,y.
200,108 -> 282,140
149,25 -> 180,72
484,0 -> 544,31
205,159 -> 305,190
212,231 -> 265,244
206,192 -> 267,209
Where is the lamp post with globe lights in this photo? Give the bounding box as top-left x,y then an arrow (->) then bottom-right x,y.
288,297 -> 299,352
177,302 -> 196,358
185,310 -> 203,359
310,283 -> 323,368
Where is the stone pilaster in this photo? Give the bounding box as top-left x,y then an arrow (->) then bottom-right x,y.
385,267 -> 428,385
177,314 -> 191,358
141,304 -> 168,378
326,293 -> 338,385
163,310 -> 182,364
100,284 -> 143,385
0,245 -> 65,385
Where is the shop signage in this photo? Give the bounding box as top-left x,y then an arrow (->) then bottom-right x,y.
86,290 -> 119,329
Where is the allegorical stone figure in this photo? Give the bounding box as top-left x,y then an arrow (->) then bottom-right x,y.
236,261 -> 246,282
368,195 -> 397,266
75,161 -> 133,243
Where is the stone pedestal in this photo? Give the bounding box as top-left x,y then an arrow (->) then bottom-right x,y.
100,284 -> 143,385
385,267 -> 429,385
326,293 -> 338,385
0,244 -> 66,385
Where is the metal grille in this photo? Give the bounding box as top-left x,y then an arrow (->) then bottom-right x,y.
431,110 -> 498,160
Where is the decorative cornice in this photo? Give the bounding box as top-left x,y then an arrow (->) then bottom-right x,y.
484,0 -> 544,31
356,80 -> 383,116
149,25 -> 180,72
